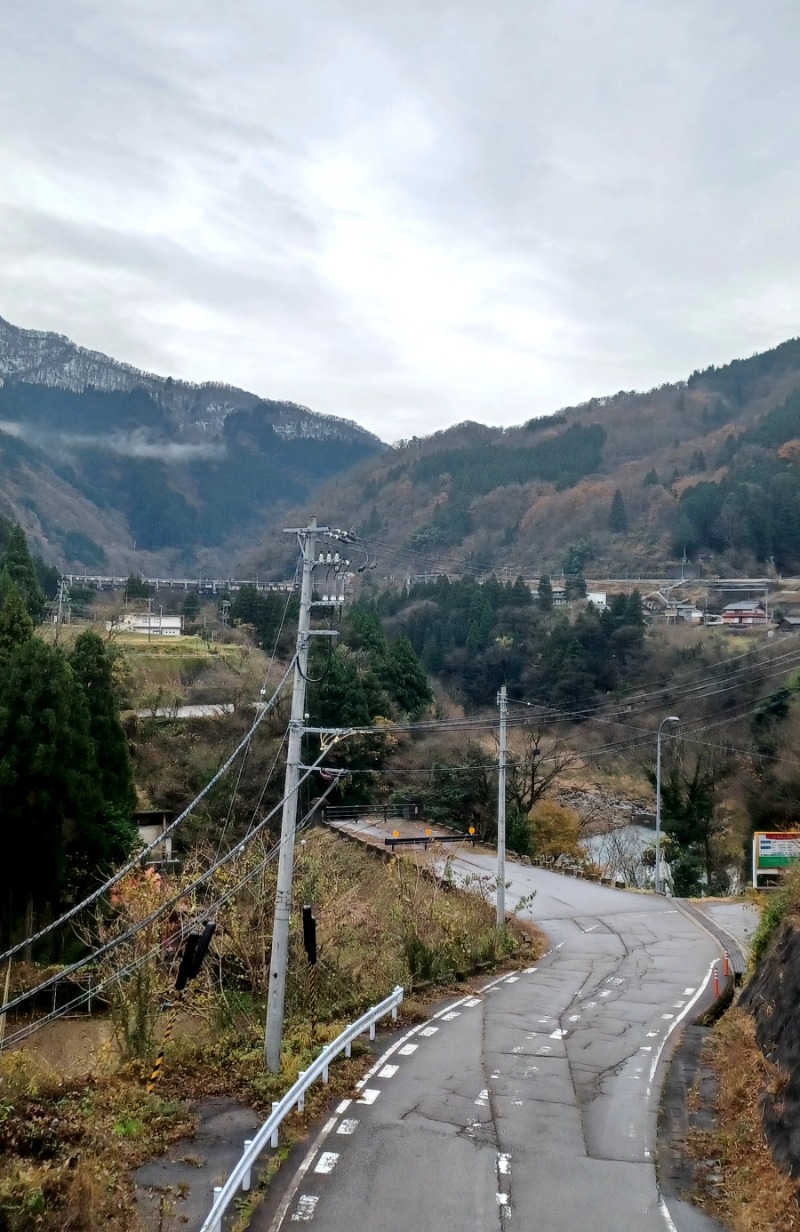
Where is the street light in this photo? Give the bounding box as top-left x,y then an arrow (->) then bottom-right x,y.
655,716 -> 680,895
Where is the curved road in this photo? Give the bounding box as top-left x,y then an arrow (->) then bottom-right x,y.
262,836 -> 723,1232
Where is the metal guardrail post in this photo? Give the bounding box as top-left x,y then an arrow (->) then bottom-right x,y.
199,985 -> 404,1232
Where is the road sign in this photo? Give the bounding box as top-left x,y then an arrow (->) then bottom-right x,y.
752,831 -> 800,887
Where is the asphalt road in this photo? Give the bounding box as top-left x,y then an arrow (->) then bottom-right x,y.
261,829 -> 724,1232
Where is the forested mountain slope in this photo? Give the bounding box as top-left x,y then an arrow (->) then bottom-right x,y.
0,317 -> 384,573
254,337 -> 800,580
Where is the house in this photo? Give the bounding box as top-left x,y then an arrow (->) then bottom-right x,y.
722,601 -> 768,626
777,615 -> 800,633
106,613 -> 184,637
586,591 -> 607,610
674,603 -> 704,624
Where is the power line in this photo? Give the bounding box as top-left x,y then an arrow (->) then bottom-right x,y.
0,660 -> 296,967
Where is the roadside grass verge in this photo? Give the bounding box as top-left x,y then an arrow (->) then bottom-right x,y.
0,829 -> 543,1231
688,1008 -> 799,1232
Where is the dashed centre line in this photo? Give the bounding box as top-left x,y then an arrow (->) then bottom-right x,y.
291,1195 -> 318,1221
314,1152 -> 339,1174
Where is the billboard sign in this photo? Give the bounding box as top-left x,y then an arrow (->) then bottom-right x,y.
752,831 -> 800,887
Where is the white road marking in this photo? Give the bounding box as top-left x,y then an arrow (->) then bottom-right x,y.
673,1001 -> 686,1009
464,997 -> 481,1007
442,1011 -> 461,1020
648,961 -> 717,1096
335,1099 -> 351,1114
398,1044 -> 418,1055
523,966 -> 538,973
511,1092 -> 523,1105
314,1152 -> 339,1174
661,1014 -> 674,1020
512,1045 -> 523,1053
420,1026 -> 438,1036
378,1064 -> 399,1078
357,1088 -> 380,1105
584,924 -> 599,932
433,996 -> 469,1019
600,990 -> 611,998
647,1030 -> 659,1037
586,1001 -> 597,1008
537,1045 -> 552,1055
475,1089 -> 489,1106
291,1195 -> 319,1221
659,1195 -> 679,1232
549,1028 -> 566,1039
505,976 -> 520,983
497,1152 -> 511,1175
568,1014 -> 581,1022
683,987 -> 696,996
497,1193 -> 510,1206
337,1119 -> 359,1135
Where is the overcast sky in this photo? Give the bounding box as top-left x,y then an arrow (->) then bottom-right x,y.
1,1 -> 799,441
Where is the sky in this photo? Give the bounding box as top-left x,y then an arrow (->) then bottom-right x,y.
2,0 -> 800,442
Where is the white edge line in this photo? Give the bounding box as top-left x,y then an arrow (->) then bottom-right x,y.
267,1014 -> 435,1231
268,982 -> 498,1231
648,959 -> 716,1092
651,960 -> 717,1232
659,1195 -> 678,1232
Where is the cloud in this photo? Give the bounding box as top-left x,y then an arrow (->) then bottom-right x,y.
0,421 -> 224,462
2,0 -> 800,440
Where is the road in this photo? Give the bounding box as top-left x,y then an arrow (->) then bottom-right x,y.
261,828 -> 724,1232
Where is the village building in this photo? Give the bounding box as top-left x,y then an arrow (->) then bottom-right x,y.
106,613 -> 184,637
722,600 -> 768,626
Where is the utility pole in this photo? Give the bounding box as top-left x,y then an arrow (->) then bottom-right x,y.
265,517 -> 318,1071
497,684 -> 507,928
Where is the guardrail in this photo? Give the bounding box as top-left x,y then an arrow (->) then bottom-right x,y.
200,985 -> 404,1232
384,833 -> 479,850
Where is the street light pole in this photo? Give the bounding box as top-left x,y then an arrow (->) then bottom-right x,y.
655,715 -> 680,895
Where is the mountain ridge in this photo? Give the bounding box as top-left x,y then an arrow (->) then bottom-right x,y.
0,315 -> 383,448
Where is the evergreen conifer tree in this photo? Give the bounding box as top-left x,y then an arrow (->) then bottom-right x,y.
0,640 -> 103,934
537,575 -> 553,611
69,631 -> 137,817
608,488 -> 628,533
0,583 -> 33,658
0,525 -> 45,622
380,636 -> 432,716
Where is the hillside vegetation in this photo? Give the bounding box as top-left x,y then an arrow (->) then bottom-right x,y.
251,336 -> 800,580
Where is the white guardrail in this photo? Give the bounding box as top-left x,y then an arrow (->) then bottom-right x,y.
200,985 -> 404,1232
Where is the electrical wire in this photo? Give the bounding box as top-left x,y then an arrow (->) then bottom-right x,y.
0,737 -> 344,1022
0,658 -> 296,967
216,587 -> 298,856
1,782 -> 340,1049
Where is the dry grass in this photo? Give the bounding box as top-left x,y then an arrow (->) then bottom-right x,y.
689,1007 -> 800,1232
0,829 -> 542,1231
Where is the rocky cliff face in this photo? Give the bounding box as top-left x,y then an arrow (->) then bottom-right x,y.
0,315 -> 382,447
740,917 -> 800,1176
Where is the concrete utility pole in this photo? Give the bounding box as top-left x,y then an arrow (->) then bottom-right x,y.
497,684 -> 507,928
265,517 -> 318,1071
